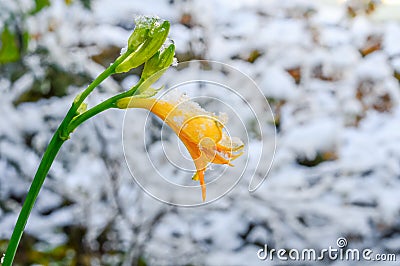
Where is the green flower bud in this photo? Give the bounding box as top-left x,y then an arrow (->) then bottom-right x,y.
141,44 -> 175,80
127,16 -> 157,51
134,44 -> 175,96
116,20 -> 170,73
141,50 -> 161,79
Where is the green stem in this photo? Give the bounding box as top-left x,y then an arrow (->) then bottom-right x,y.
59,51 -> 131,139
76,51 -> 132,107
3,131 -> 64,265
67,80 -> 143,132
3,50 -> 132,265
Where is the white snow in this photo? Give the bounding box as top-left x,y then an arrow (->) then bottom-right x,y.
1,0 -> 400,265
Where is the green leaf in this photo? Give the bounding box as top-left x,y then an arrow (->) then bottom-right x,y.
31,0 -> 51,14
0,26 -> 20,64
79,0 -> 92,10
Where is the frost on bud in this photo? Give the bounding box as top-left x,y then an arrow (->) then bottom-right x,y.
127,16 -> 156,51
116,19 -> 170,73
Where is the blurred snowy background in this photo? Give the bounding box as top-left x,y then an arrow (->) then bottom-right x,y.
1,0 -> 400,265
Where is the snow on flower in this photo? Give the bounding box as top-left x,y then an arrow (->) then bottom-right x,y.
117,90 -> 244,201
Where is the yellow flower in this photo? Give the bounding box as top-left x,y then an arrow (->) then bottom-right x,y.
118,92 -> 244,201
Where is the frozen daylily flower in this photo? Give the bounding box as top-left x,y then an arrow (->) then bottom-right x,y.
117,91 -> 244,201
